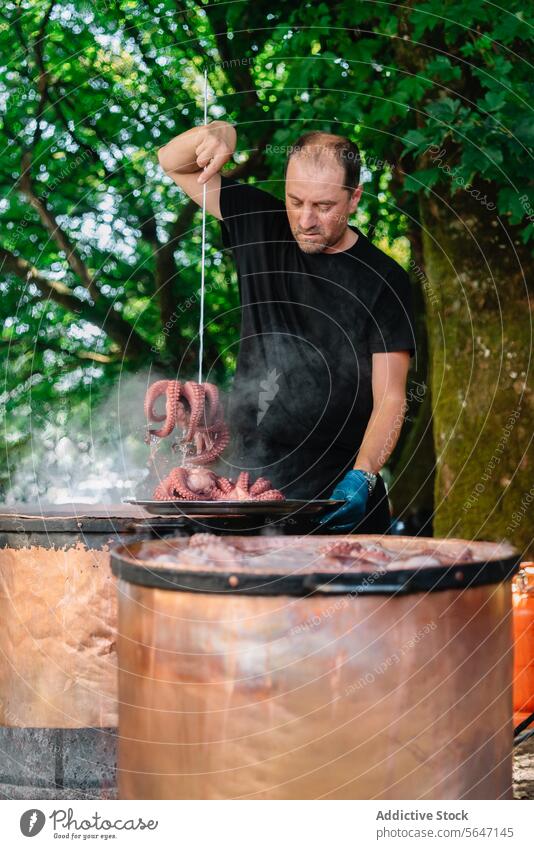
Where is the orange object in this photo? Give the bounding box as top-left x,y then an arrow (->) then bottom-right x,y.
513,563 -> 534,713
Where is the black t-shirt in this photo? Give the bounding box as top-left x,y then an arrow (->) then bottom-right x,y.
218,175 -> 416,495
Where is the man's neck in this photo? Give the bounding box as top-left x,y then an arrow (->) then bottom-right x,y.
321,227 -> 359,254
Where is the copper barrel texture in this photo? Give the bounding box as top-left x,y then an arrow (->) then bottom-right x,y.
0,505 -> 174,799
112,534 -> 519,800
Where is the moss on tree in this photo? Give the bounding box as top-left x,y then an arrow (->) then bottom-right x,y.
420,192 -> 533,558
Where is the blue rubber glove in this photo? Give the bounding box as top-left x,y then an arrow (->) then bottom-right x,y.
318,469 -> 370,532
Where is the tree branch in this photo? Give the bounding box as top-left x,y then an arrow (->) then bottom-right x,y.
46,89 -> 117,182
0,337 -> 115,364
31,0 -> 56,149
0,247 -> 154,361
191,1 -> 259,109
19,150 -> 102,302
18,10 -> 117,296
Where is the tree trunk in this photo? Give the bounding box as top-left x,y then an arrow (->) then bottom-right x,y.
419,190 -> 533,558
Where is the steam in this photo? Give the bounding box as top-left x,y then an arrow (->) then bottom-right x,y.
4,371 -> 163,505
4,328 -> 358,505
218,328 -> 364,499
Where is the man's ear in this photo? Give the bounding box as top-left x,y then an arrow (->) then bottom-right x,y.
349,185 -> 363,213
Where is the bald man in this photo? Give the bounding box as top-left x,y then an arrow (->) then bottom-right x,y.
158,124 -> 416,533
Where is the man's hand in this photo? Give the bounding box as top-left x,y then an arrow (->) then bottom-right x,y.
195,123 -> 236,184
318,470 -> 370,532
157,120 -> 236,177
157,121 -> 237,219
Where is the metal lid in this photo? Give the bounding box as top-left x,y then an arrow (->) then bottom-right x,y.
111,534 -> 520,597
0,503 -> 184,534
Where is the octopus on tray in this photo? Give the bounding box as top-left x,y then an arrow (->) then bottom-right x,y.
318,538 -> 474,567
144,379 -> 229,464
144,534 -> 480,573
153,468 -> 284,502
319,540 -> 391,564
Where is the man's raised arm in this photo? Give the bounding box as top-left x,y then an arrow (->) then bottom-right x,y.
157,120 -> 237,220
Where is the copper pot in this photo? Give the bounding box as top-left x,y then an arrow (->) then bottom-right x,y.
112,534 -> 518,800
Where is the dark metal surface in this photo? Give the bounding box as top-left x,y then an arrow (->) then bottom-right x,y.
0,503 -> 329,545
0,504 -> 183,548
124,497 -> 344,516
0,504 -> 150,531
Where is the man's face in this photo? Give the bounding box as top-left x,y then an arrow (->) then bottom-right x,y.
285,154 -> 362,253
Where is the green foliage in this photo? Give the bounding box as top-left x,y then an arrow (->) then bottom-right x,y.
278,1 -> 532,235
0,0 -> 532,499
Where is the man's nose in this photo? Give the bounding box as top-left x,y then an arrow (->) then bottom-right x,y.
299,207 -> 318,229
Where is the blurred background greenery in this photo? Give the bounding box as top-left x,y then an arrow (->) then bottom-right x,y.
0,1 -> 532,554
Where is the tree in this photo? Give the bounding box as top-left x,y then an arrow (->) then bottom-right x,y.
0,0 -> 279,495
273,0 -> 533,556
1,0 -> 531,561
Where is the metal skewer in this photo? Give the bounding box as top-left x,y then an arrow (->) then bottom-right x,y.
198,68 -> 208,385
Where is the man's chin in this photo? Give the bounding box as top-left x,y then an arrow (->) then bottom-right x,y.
296,237 -> 327,254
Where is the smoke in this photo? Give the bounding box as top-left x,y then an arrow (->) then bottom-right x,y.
217,327 -> 366,499
4,369 -> 249,505
4,371 -> 163,505
3,328 -> 361,505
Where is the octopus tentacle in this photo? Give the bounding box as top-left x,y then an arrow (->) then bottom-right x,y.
153,467 -> 284,503
154,467 -> 214,501
153,484 -> 169,500
213,477 -> 234,498
236,471 -> 249,490
249,477 -> 272,497
202,383 -> 220,426
168,468 -> 198,500
145,379 -> 229,464
319,541 -> 363,557
188,533 -> 220,547
255,489 -> 285,501
180,381 -> 206,442
153,470 -> 178,501
145,380 -> 181,439
188,422 -> 230,465
144,380 -> 169,422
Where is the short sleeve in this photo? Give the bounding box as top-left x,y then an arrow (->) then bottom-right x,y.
367,265 -> 416,358
219,175 -> 287,251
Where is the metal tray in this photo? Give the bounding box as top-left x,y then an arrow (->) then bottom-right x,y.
123,498 -> 345,517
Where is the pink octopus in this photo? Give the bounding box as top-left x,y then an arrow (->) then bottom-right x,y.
144,379 -> 229,465
154,468 -> 284,502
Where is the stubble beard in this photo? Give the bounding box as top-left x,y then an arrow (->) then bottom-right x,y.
297,239 -> 326,254
294,229 -> 332,254
293,221 -> 347,254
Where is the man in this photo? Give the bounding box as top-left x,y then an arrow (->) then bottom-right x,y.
157,122 -> 416,533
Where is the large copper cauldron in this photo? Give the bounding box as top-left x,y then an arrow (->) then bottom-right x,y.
111,534 -> 519,800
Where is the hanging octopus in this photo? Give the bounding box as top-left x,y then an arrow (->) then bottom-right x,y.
145,378 -> 285,502
144,379 -> 229,465
154,468 -> 284,502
